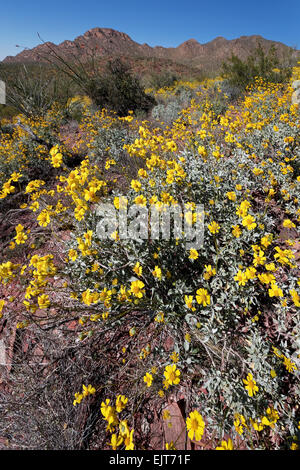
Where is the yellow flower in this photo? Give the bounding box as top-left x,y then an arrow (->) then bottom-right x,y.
0,299 -> 5,317
134,195 -> 147,206
152,266 -> 162,280
196,288 -> 210,306
268,283 -> 283,298
250,418 -> 264,431
234,270 -> 248,286
101,401 -> 118,431
110,433 -> 123,450
119,420 -> 130,437
186,410 -> 205,441
226,191 -> 236,201
189,249 -> 199,260
184,295 -> 195,310
283,356 -> 297,373
243,373 -> 259,397
82,384 -> 96,396
208,221 -> 220,234
261,407 -> 279,428
216,438 -> 234,450
115,395 -> 128,412
14,225 -> 28,245
131,179 -> 142,192
283,219 -> 296,228
203,265 -> 216,280
265,262 -> 276,271
198,145 -> 207,157
164,364 -> 180,386
143,372 -> 153,387
245,266 -> 256,280
170,351 -> 179,363
130,280 -> 145,298
73,392 -> 83,406
185,333 -> 191,343
274,247 -> 294,265
166,140 -> 177,152
261,234 -> 273,248
110,230 -> 119,241
124,429 -> 135,450
133,262 -> 142,277
242,214 -> 257,231
253,250 -> 266,266
38,294 -> 50,309
68,249 -> 77,262
234,413 -> 246,435
290,289 -> 300,307
138,168 -> 148,179
37,209 -> 51,227
232,225 -> 242,238
165,441 -> 177,450
51,152 -> 63,168
237,199 -> 250,218
258,273 -> 275,285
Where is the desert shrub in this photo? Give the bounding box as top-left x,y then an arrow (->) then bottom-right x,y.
219,79 -> 244,102
86,59 -> 156,117
0,63 -> 74,119
205,81 -> 230,116
149,71 -> 178,91
0,103 -> 68,196
0,67 -> 300,450
90,124 -> 137,172
222,42 -> 293,89
0,104 -> 19,120
60,80 -> 300,448
151,83 -> 200,123
174,86 -> 195,105
151,100 -> 182,124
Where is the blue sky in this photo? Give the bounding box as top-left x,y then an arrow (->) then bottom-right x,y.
0,0 -> 299,61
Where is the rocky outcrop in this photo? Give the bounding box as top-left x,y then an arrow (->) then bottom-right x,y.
2,28 -> 297,72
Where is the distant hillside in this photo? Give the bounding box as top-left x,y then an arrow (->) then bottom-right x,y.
2,28 -> 298,74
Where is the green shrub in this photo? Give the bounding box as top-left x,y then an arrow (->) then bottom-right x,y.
149,71 -> 178,90
84,59 -> 156,117
0,104 -> 19,120
222,42 -> 293,89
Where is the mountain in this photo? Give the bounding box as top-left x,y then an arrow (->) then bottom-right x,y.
2,28 -> 297,73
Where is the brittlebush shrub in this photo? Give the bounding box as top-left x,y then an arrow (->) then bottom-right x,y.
1,68 -> 300,450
